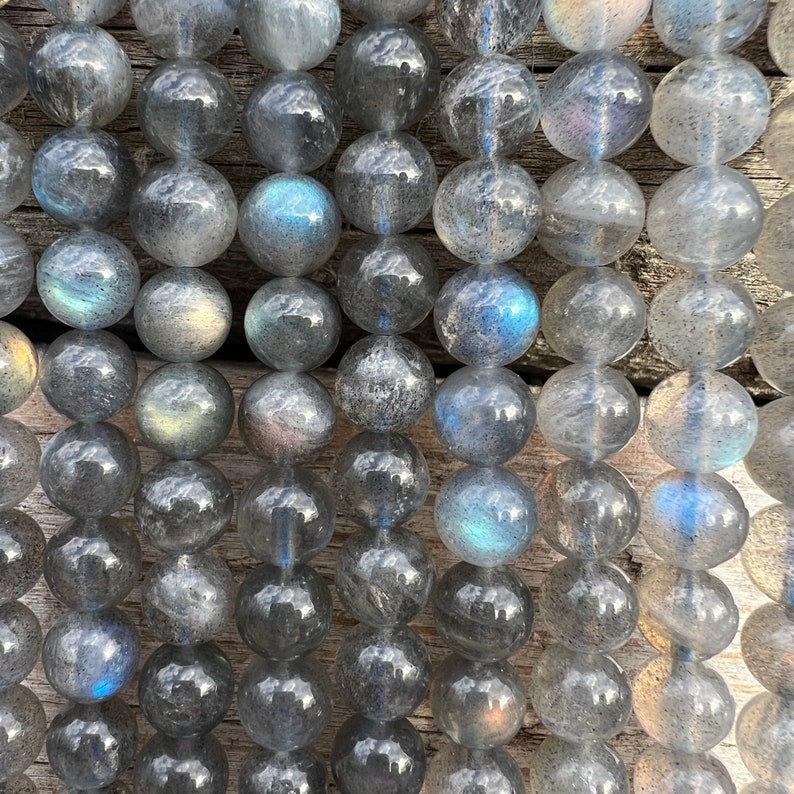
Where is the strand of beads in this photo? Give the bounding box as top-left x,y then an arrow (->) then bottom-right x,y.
125,3 -> 240,792
632,2 -> 768,791
0,18 -> 47,794
735,2 -> 794,790
329,2 -> 440,791
530,2 -> 652,790
232,2 -> 342,792
27,2 -> 145,790
427,2 -> 543,790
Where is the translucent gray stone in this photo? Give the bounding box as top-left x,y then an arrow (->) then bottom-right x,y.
138,642 -> 233,738
530,737 -> 629,794
0,602 -> 41,687
237,465 -> 334,567
337,623 -> 430,720
40,330 -> 137,421
0,21 -> 28,116
134,733 -> 228,794
541,50 -> 652,161
345,0 -> 428,22
335,132 -> 436,235
647,165 -> 764,272
0,224 -> 34,318
0,510 -> 44,604
542,0 -> 651,52
0,685 -> 46,782
130,159 -> 237,268
47,698 -> 137,789
40,0 -> 125,23
238,0 -> 340,71
336,527 -> 434,627
434,158 -> 540,266
746,398 -> 794,504
751,297 -> 794,394
332,715 -> 426,794
335,21 -> 439,131
0,418 -> 40,512
439,53 -> 540,158
40,422 -> 139,518
765,96 -> 794,184
432,655 -> 525,749
649,272 -> 757,370
0,323 -> 37,416
130,0 -> 238,58
434,562 -> 533,662
769,0 -> 794,76
1,775 -> 36,794
743,503 -> 794,606
634,746 -> 736,794
0,123 -> 32,217
437,0 -> 541,54
236,564 -> 331,660
141,552 -> 233,645
542,267 -> 646,365
538,161 -> 645,267
531,646 -> 631,742
238,656 -> 332,751
135,459 -> 233,555
742,603 -> 794,695
44,516 -> 141,611
27,22 -> 132,127
238,174 -> 341,277
42,608 -> 139,703
737,693 -> 794,788
134,268 -> 232,362
244,71 -> 341,173
651,55 -> 769,165
337,235 -> 437,335
138,58 -> 236,160
239,747 -> 327,794
332,431 -> 430,530
425,742 -> 525,794
538,460 -> 639,559
755,193 -> 794,291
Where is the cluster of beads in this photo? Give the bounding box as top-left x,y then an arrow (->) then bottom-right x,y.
234,2 -> 341,792
329,1 -> 440,791
427,1 -> 543,790
737,1 -> 794,790
633,2 -> 768,791
127,1 -> 240,790
0,18 -> 47,794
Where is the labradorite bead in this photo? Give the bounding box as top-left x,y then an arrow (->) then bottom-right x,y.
0,22 -> 28,116
134,733 -> 228,794
542,0 -> 651,52
0,123 -> 32,217
743,503 -> 794,606
40,0 -> 125,23
769,0 -> 794,76
766,97 -> 794,184
634,746 -> 734,794
754,193 -> 794,291
531,736 -> 628,794
425,742 -> 525,794
0,322 -> 37,416
239,746 -> 327,794
0,418 -> 41,512
737,693 -> 794,789
0,510 -> 44,604
437,0 -> 541,55
0,685 -> 46,782
745,398 -> 794,505
344,0 -> 428,22
742,604 -> 794,696
0,224 -> 34,318
0,602 -> 41,687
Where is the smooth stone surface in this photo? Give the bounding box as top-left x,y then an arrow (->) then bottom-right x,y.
751,297 -> 794,394
742,603 -> 794,695
530,737 -> 629,794
0,602 -> 41,687
345,0 -> 428,22
0,510 -> 44,604
736,693 -> 794,788
0,21 -> 28,115
0,418 -> 40,512
634,747 -> 736,794
436,0 -> 541,54
743,503 -> 794,606
425,742 -> 525,794
542,0 -> 651,51
40,0 -> 125,22
239,747 -> 327,794
766,96 -> 794,183
134,733 -> 228,794
755,193 -> 794,290
746,398 -> 794,505
0,123 -> 32,217
0,224 -> 34,318
769,0 -> 794,76
0,685 -> 46,782
0,322 -> 37,416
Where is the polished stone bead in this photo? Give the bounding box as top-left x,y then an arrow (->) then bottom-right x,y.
130,0 -> 238,58
531,646 -> 631,742
0,22 -> 28,116
141,552 -> 233,645
138,58 -> 236,160
332,431 -> 429,530
0,419 -> 40,512
737,694 -> 794,789
541,50 -> 652,161
335,132 -> 436,235
439,53 -> 539,158
335,21 -> 439,131
135,268 -> 231,362
752,297 -> 794,394
236,564 -> 331,660
337,235 -> 437,335
634,747 -> 735,794
139,642 -> 233,738
542,267 -> 646,364
237,465 -> 334,567
238,174 -> 341,277
1,776 -> 35,794
649,272 -> 757,370
769,0 -> 794,76
337,624 -> 430,720
640,471 -> 748,570
647,165 -> 764,272
530,737 -> 628,794
0,323 -> 36,416
646,371 -> 757,473
434,365 -> 534,466
134,733 -> 228,794
345,0 -> 428,22
538,161 -> 645,268
743,503 -> 794,605
40,0 -> 124,22
332,715 -> 426,794
0,685 -> 46,782
435,562 -> 533,662
634,657 -> 734,753
336,527 -> 434,627
425,742 -> 525,794
130,159 -> 237,268
27,22 -> 131,127
44,516 -> 141,611
244,71 -> 341,173
765,97 -> 794,184
0,602 -> 41,687
0,510 -> 44,604
42,608 -> 138,703
135,459 -> 233,555
434,264 -> 540,367
40,421 -> 139,518
755,193 -> 794,290
239,0 -> 340,71
0,124 -> 32,217
651,55 -> 769,165
239,747 -> 327,794
47,698 -> 137,789
434,158 -> 540,266
0,225 -> 34,318
746,398 -> 794,504
542,0 -> 650,51
238,656 -> 331,751
538,461 -> 639,559
742,604 -> 794,695
437,0 -> 541,54
39,330 -> 137,421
